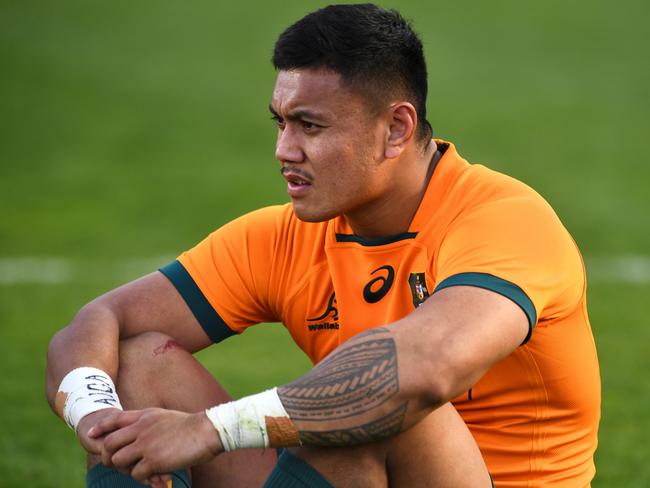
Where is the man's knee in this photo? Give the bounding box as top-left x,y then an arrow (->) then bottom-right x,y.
119,331 -> 187,370
116,331 -> 192,409
385,405 -> 491,487
115,331 -> 235,412
284,405 -> 491,488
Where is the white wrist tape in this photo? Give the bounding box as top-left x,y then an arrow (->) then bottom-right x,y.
205,387 -> 300,451
57,367 -> 123,432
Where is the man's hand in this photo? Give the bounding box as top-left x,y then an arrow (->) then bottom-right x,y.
77,408 -> 124,455
88,408 -> 223,484
78,409 -> 172,488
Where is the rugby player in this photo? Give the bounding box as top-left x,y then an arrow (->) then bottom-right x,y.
46,4 -> 600,487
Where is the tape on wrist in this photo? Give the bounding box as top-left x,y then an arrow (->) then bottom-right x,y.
205,387 -> 300,451
56,367 -> 123,432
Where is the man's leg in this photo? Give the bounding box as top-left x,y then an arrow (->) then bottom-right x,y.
272,404 -> 490,488
87,331 -> 276,488
385,404 -> 491,487
91,331 -> 489,487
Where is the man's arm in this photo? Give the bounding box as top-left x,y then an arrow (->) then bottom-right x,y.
92,284 -> 529,482
46,271 -> 213,446
277,284 -> 529,444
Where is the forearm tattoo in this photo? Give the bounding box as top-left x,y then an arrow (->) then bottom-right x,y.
278,327 -> 408,446
299,403 -> 408,446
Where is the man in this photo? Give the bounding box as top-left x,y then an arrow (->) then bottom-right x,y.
47,4 -> 600,487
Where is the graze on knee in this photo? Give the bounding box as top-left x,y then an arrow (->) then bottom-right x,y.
153,339 -> 181,356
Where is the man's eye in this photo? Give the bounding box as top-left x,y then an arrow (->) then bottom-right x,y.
302,121 -> 319,131
271,116 -> 285,129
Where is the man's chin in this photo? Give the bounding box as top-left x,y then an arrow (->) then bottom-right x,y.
291,203 -> 337,223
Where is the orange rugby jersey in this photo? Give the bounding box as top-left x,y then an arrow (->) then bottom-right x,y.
160,141 -> 600,487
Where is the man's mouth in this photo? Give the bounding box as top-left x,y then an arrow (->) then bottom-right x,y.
287,174 -> 310,186
281,167 -> 313,183
281,168 -> 313,197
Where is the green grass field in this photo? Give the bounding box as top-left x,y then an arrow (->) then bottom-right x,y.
1,0 -> 649,485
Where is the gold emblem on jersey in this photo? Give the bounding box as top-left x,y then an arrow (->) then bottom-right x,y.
408,272 -> 430,308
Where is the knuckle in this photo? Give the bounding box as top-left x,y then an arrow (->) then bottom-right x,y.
97,413 -> 116,429
103,435 -> 115,451
141,409 -> 160,425
110,452 -> 124,468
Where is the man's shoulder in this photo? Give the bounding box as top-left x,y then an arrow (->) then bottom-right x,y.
449,161 -> 561,236
437,141 -> 542,196
424,141 -> 554,232
457,164 -> 543,207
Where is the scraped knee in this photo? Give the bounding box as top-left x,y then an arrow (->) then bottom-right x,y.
116,331 -> 190,408
119,331 -> 186,366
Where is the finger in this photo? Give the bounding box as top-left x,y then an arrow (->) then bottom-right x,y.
80,433 -> 104,456
149,473 -> 172,488
89,410 -> 143,438
101,424 -> 139,468
101,446 -> 113,469
130,458 -> 153,485
79,408 -> 121,442
103,423 -> 140,455
110,441 -> 144,472
150,473 -> 172,483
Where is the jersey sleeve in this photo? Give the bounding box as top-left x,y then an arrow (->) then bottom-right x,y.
434,194 -> 585,343
159,206 -> 287,343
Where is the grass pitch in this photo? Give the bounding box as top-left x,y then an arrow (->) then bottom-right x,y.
1,0 -> 649,486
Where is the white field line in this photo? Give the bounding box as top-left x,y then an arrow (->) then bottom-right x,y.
0,256 -> 174,285
0,255 -> 649,285
584,255 -> 650,285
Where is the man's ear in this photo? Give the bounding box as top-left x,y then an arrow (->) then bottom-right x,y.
385,102 -> 417,159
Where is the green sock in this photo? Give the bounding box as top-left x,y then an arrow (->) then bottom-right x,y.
263,450 -> 334,488
86,464 -> 191,487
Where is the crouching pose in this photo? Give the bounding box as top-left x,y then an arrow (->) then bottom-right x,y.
47,4 -> 600,487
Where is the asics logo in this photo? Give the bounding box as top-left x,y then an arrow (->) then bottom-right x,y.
363,265 -> 394,303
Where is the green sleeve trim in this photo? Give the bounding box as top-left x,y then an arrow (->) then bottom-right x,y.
434,272 -> 536,344
159,260 -> 237,343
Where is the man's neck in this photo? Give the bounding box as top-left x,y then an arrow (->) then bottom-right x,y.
344,142 -> 440,238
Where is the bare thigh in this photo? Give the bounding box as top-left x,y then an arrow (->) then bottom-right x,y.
290,403 -> 490,488
89,331 -> 276,488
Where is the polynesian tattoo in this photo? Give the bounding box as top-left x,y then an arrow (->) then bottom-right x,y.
299,403 -> 408,446
278,327 -> 408,446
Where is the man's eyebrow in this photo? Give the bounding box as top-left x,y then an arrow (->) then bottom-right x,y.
268,104 -> 326,122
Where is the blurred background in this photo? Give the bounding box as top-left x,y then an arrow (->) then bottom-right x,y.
1,0 -> 648,485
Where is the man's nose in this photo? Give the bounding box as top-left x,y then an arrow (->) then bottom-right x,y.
275,126 -> 304,164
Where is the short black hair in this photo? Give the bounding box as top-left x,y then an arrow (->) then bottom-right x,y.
273,3 -> 432,144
